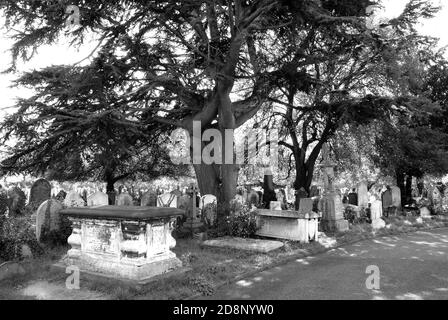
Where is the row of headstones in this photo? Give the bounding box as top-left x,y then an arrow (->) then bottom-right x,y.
354,182 -> 402,209
0,179 -> 53,216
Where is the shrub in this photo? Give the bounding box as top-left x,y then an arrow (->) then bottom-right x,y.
208,204 -> 259,239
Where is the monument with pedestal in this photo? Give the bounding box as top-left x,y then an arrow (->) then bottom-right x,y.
319,144 -> 349,233
181,184 -> 204,234
58,206 -> 185,283
256,198 -> 321,243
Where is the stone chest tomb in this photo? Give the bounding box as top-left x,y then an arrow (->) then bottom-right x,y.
59,206 -> 185,282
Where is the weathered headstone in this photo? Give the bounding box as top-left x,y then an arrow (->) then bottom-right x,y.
430,186 -> 443,214
297,198 -> 314,214
87,191 -> 109,207
64,191 -> 86,208
8,187 -> 26,216
381,188 -> 393,209
309,186 -> 319,198
357,181 -> 369,208
391,186 -> 402,208
116,193 -> 134,206
29,179 -> 51,208
141,190 -> 158,207
200,194 -> 217,210
33,199 -> 64,242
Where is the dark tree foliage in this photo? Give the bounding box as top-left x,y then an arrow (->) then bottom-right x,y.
0,61 -> 186,196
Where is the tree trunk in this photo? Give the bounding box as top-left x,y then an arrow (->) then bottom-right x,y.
405,174 -> 413,206
263,173 -> 277,209
106,179 -> 116,205
396,169 -> 405,206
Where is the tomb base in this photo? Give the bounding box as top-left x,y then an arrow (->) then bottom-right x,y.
58,206 -> 185,283
321,219 -> 349,233
62,252 -> 182,283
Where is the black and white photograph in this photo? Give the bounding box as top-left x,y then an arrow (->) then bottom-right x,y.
1,0 -> 448,307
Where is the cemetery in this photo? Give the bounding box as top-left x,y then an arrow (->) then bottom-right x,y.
1,0 -> 448,301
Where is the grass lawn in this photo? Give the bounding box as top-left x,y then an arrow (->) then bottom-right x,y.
1,215 -> 447,300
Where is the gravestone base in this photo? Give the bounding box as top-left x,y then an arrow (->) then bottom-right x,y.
61,253 -> 182,283
321,219 -> 349,233
372,218 -> 386,230
181,219 -> 204,234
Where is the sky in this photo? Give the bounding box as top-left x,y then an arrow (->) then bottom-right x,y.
0,0 -> 447,120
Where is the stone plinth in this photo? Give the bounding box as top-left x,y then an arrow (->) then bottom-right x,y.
202,237 -> 284,253
256,209 -> 321,243
59,206 -> 185,283
319,193 -> 349,233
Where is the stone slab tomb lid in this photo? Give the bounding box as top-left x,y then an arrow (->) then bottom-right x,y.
61,205 -> 185,221
256,209 -> 321,219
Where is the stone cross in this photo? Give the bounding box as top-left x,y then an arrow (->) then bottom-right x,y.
321,143 -> 335,193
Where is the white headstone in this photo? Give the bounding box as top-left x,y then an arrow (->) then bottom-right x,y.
270,201 -> 282,211
200,194 -> 217,210
64,191 -> 85,208
87,191 -> 109,207
371,199 -> 386,230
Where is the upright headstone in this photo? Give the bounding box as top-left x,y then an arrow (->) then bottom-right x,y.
430,186 -> 443,214
297,198 -> 314,214
29,179 -> 51,208
141,190 -> 158,207
371,199 -> 386,230
357,181 -> 369,208
381,188 -> 393,210
64,191 -> 86,207
200,194 -> 217,210
247,190 -> 260,207
33,199 -> 64,242
391,186 -> 402,208
8,187 -> 26,216
117,193 -> 133,206
270,201 -> 282,211
319,143 -> 349,232
0,187 -> 8,216
348,190 -> 358,206
309,186 -> 319,198
442,188 -> 448,213
87,191 -> 109,207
